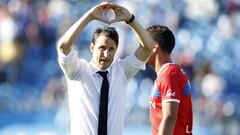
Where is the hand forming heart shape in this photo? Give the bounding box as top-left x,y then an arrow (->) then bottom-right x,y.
89,2 -> 132,24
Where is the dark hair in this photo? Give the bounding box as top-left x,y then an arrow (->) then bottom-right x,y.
91,27 -> 119,47
147,25 -> 175,54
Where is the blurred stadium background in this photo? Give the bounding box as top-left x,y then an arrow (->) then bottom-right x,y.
0,0 -> 240,135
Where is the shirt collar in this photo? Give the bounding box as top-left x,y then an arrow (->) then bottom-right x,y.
157,63 -> 175,75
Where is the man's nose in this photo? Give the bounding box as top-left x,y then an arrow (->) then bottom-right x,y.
103,50 -> 109,57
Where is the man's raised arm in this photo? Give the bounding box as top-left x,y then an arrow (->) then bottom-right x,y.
58,2 -> 111,55
110,4 -> 154,61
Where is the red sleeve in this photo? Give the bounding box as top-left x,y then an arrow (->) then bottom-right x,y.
160,69 -> 184,103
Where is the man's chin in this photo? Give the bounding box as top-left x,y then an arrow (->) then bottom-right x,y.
99,64 -> 110,70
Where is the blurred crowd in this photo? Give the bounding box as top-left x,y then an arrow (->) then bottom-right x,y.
0,0 -> 240,135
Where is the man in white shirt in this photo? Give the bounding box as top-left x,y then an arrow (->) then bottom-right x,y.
57,2 -> 154,135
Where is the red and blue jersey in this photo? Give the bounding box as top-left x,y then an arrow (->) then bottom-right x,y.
149,63 -> 193,135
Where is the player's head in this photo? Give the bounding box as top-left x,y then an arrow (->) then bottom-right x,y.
90,27 -> 119,70
146,25 -> 175,65
147,25 -> 175,54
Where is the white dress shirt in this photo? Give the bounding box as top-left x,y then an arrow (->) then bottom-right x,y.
58,48 -> 145,135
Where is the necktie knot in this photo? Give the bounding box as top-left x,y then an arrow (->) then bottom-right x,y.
97,71 -> 108,79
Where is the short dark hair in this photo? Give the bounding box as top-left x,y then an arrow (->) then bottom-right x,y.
147,25 -> 175,54
91,27 -> 119,47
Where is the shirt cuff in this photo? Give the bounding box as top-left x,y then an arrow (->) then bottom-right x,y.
128,54 -> 146,70
58,48 -> 78,63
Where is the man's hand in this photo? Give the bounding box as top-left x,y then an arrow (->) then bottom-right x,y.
89,2 -> 113,24
89,2 -> 132,24
108,4 -> 132,23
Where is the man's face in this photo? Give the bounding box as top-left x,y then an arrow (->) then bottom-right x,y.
147,51 -> 155,67
91,35 -> 117,70
147,43 -> 158,67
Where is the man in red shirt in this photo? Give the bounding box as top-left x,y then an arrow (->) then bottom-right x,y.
147,25 -> 193,135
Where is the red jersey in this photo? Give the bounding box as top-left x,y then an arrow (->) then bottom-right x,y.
149,63 -> 193,135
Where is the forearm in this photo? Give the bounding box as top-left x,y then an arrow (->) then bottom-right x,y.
128,18 -> 154,52
58,11 -> 93,55
158,116 -> 177,135
127,18 -> 154,61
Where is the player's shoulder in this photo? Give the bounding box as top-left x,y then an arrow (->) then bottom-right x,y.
163,63 -> 181,73
164,63 -> 186,77
158,63 -> 184,78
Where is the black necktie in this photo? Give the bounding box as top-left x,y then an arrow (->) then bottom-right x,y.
97,71 -> 109,135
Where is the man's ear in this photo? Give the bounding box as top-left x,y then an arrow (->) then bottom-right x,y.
153,42 -> 160,53
90,43 -> 94,52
